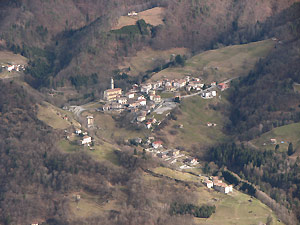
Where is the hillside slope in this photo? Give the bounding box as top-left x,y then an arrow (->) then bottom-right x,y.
0,0 -> 299,101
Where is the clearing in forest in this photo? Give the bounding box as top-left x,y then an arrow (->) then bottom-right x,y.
250,122 -> 300,154
112,7 -> 165,30
119,47 -> 189,77
150,39 -> 275,83
37,102 -> 80,129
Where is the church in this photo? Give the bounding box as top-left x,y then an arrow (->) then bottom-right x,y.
103,78 -> 122,101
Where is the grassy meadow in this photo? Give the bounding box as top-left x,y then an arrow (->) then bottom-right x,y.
149,166 -> 283,225
119,47 -> 189,76
250,122 -> 300,153
37,102 -> 81,129
156,94 -> 229,150
150,39 -> 275,83
112,7 -> 165,30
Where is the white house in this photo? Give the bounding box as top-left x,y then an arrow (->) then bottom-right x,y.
202,92 -> 212,99
128,11 -> 138,16
152,141 -> 163,149
212,178 -> 233,194
138,95 -> 145,100
146,122 -> 152,129
7,65 -> 15,72
149,94 -> 155,101
81,136 -> 92,145
153,95 -> 161,103
75,129 -> 82,135
126,92 -> 135,99
211,90 -> 217,97
138,99 -> 147,106
204,180 -> 214,188
214,183 -> 232,194
117,97 -> 127,104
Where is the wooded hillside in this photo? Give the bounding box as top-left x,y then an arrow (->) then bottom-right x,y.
0,0 -> 299,101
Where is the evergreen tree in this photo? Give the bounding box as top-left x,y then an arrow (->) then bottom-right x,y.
288,142 -> 294,156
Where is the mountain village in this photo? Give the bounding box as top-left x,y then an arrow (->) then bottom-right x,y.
62,73 -> 233,195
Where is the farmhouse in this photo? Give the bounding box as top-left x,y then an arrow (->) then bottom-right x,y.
152,141 -> 163,149
212,177 -> 233,194
204,179 -> 214,188
138,98 -> 147,106
81,136 -> 92,145
128,11 -> 138,16
184,157 -> 198,165
7,65 -> 14,72
146,121 -> 152,129
75,129 -> 82,134
153,95 -> 161,103
218,83 -> 229,91
202,92 -> 213,99
214,183 -> 233,194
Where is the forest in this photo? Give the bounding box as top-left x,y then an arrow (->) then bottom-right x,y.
0,80 -> 202,225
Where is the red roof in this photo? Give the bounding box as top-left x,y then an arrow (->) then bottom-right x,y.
105,88 -> 122,93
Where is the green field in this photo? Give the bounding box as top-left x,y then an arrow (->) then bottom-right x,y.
112,7 -> 165,30
0,51 -> 27,65
59,139 -> 81,152
151,39 -> 275,83
152,167 -> 202,182
119,47 -> 189,76
251,122 -> 300,153
37,102 -> 81,129
150,166 -> 283,225
195,187 -> 283,225
157,94 -> 229,150
86,111 -> 150,142
59,138 -> 120,166
68,191 -> 123,220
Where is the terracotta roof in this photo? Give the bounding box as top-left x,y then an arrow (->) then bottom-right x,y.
105,88 -> 122,93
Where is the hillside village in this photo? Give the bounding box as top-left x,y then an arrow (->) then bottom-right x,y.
101,76 -> 229,129
61,72 -> 234,197
1,64 -> 26,72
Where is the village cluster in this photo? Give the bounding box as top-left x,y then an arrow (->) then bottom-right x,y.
145,137 -> 199,169
1,64 -> 26,72
132,137 -> 233,194
102,76 -> 229,129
